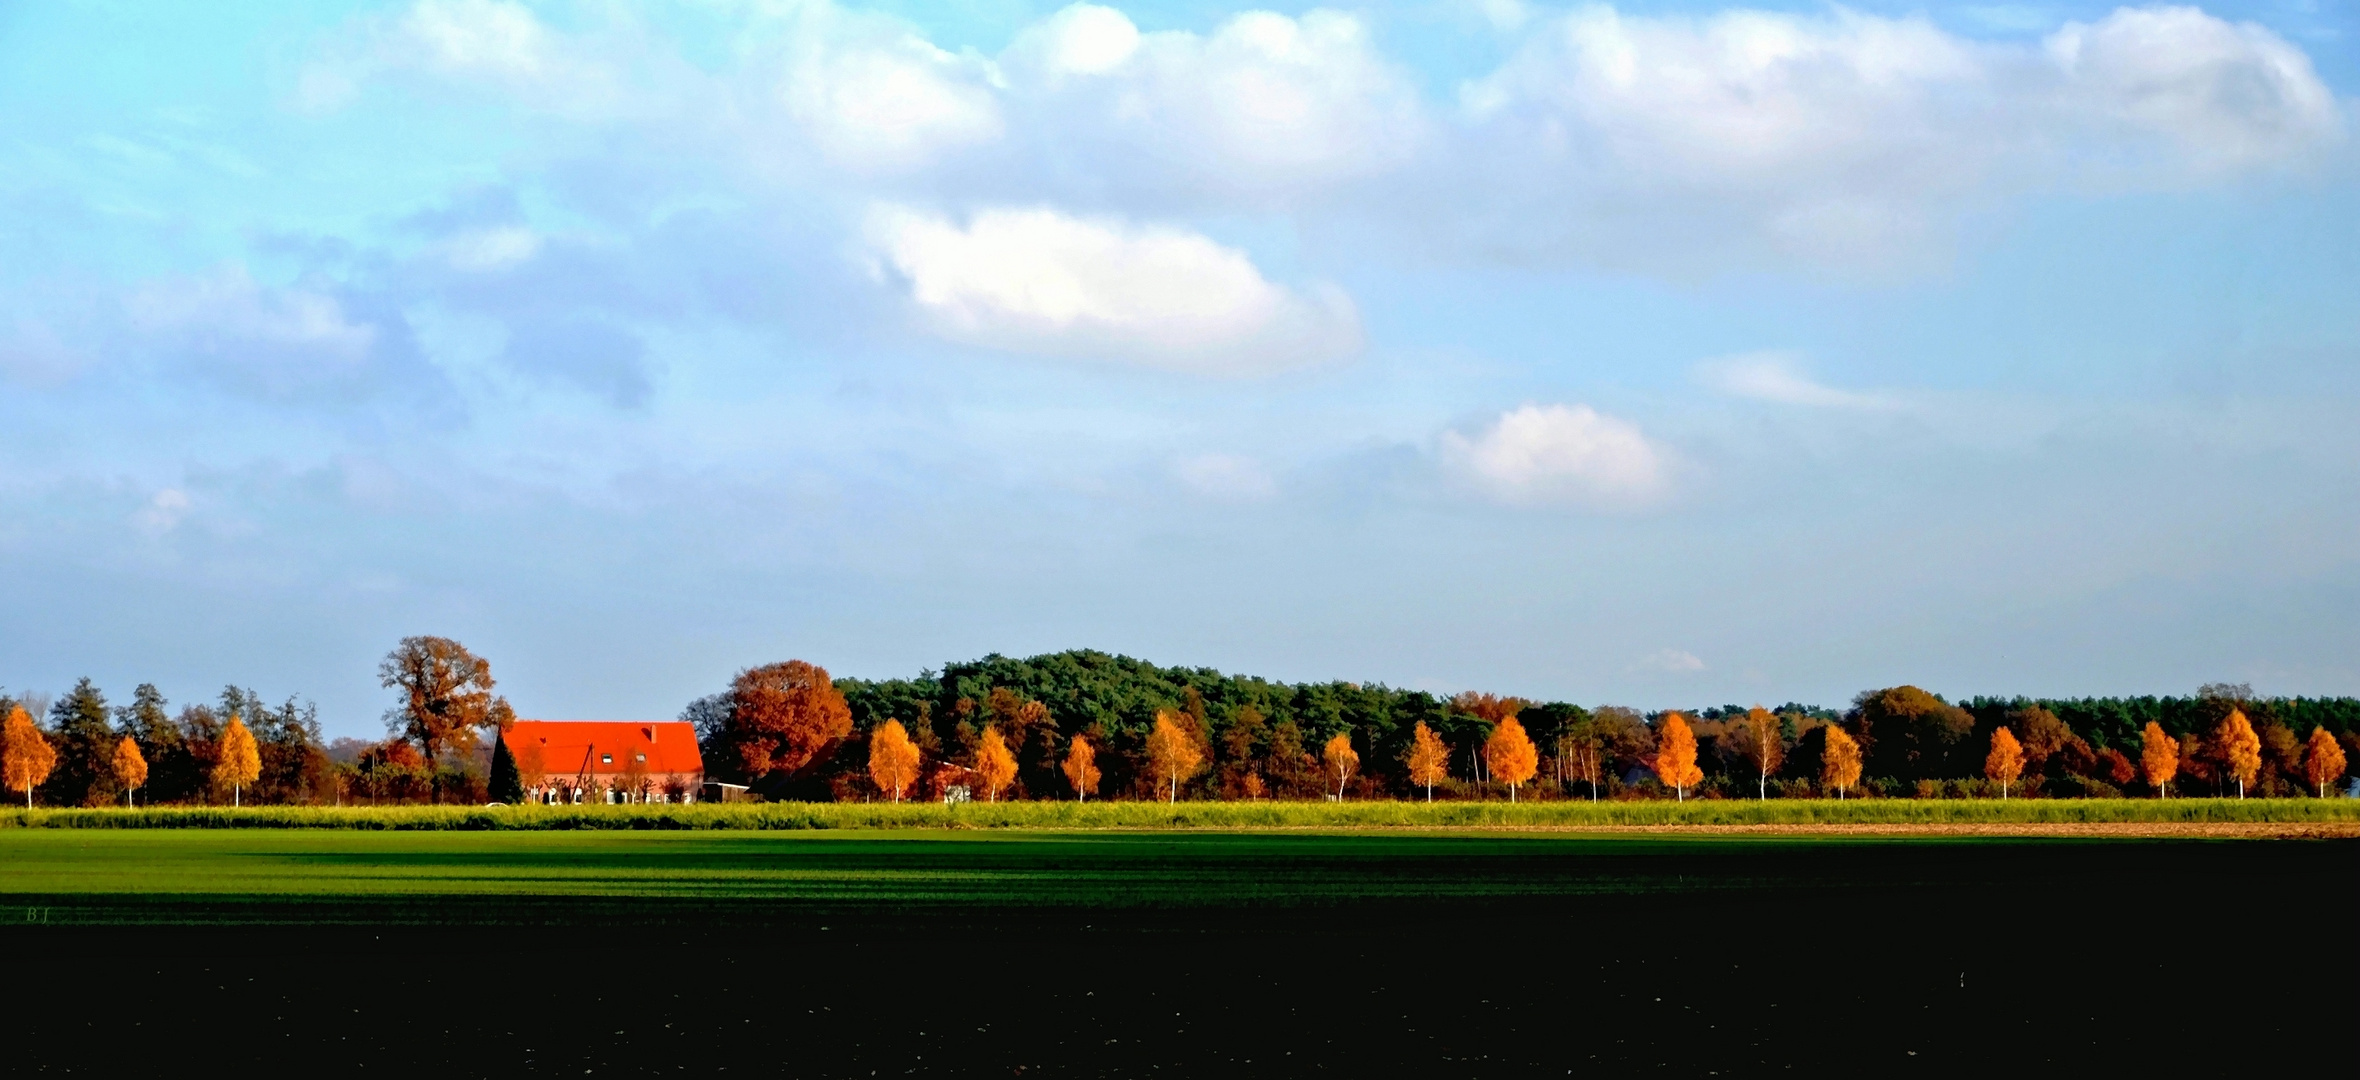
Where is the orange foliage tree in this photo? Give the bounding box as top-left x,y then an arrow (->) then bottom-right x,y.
867,719 -> 921,802
111,736 -> 149,808
378,636 -> 515,781
1145,711 -> 1203,804
1821,726 -> 1862,799
728,660 -> 853,782
2,706 -> 57,809
974,725 -> 1017,802
1323,733 -> 1360,799
1062,734 -> 1100,801
1653,712 -> 1703,801
2219,709 -> 2261,799
1984,726 -> 2024,799
1405,721 -> 1449,802
1736,706 -> 1784,801
2303,727 -> 2347,798
214,715 -> 261,807
2139,721 -> 2178,797
1485,717 -> 1539,802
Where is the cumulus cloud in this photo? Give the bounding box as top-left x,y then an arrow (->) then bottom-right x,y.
1454,4 -> 2341,266
1442,404 -> 1670,508
1174,453 -> 1279,500
769,10 -> 1004,173
128,268 -> 378,379
131,489 -> 192,536
1003,5 -> 1427,200
867,205 -> 1360,375
1696,351 -> 1902,410
1637,648 -> 1706,673
299,0 -> 636,115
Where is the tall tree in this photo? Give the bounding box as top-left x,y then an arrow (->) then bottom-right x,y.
43,679 -> 114,807
111,737 -> 148,807
2219,709 -> 2261,799
214,716 -> 261,807
1485,717 -> 1538,802
1323,733 -> 1360,800
378,637 -> 514,794
1061,734 -> 1099,802
868,719 -> 921,803
974,726 -> 1016,802
2139,721 -> 2178,797
1735,706 -> 1784,800
1144,711 -> 1203,804
1821,726 -> 1862,799
1653,712 -> 1704,801
1850,686 -> 1974,783
2,707 -> 56,809
1985,726 -> 2024,799
2303,727 -> 2347,798
725,660 -> 853,782
1405,721 -> 1448,802
488,733 -> 523,804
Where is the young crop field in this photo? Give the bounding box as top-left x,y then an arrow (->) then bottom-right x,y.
3,795 -> 2354,832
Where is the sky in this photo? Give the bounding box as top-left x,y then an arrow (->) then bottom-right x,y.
2,0 -> 2356,738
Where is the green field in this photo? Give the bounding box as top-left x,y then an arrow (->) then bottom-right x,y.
2,796 -> 2352,831
2,825 -> 2349,926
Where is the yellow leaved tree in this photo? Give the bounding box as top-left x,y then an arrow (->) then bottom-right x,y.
1653,712 -> 1704,801
215,715 -> 262,807
1062,734 -> 1100,801
3,706 -> 57,809
974,724 -> 1017,803
2303,727 -> 2346,798
1322,734 -> 1359,800
1821,726 -> 1862,799
2139,721 -> 2178,798
867,719 -> 921,803
2219,709 -> 2261,799
1985,726 -> 2024,799
1485,717 -> 1539,802
1145,711 -> 1203,804
1736,706 -> 1784,801
112,736 -> 149,808
1405,721 -> 1449,802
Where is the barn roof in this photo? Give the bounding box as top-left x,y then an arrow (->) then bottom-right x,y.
505,720 -> 703,778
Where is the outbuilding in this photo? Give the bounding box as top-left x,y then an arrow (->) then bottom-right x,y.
503,720 -> 705,804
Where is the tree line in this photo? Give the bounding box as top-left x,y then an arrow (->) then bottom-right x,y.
690,652 -> 2360,802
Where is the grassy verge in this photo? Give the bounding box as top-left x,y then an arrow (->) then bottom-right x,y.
1,797 -> 2353,830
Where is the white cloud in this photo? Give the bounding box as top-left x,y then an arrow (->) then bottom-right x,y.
125,267 -> 384,396
1174,453 -> 1279,500
1696,351 -> 1902,410
402,0 -> 553,79
868,205 -> 1359,375
131,489 -> 192,536
1441,404 -> 1669,508
1004,6 -> 1426,199
773,17 -> 1004,173
445,226 -> 541,272
1455,4 -> 2342,266
1637,648 -> 1706,673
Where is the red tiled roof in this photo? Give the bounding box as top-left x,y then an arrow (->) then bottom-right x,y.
505,720 -> 703,778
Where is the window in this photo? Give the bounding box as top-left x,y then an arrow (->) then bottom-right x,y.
634,753 -> 646,762
600,754 -> 612,764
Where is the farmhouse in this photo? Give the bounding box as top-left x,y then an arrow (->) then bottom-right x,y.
504,720 -> 705,804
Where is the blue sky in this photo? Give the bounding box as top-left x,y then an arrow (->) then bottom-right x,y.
3,0 -> 2355,737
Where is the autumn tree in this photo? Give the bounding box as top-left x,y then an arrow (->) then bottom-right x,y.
1144,711 -> 1203,804
1653,712 -> 1704,801
378,636 -> 515,798
2303,727 -> 2347,798
2139,722 -> 2178,797
2,706 -> 57,809
1734,706 -> 1784,800
1822,726 -> 1862,799
974,725 -> 1016,802
1485,717 -> 1539,802
1323,733 -> 1360,800
111,736 -> 148,808
215,716 -> 261,807
1062,734 -> 1100,801
1406,721 -> 1449,802
868,720 -> 922,802
2218,709 -> 2261,799
724,660 -> 853,783
1984,726 -> 2024,799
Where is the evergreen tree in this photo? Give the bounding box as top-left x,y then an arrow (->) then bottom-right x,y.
40,679 -> 113,807
488,732 -> 524,803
